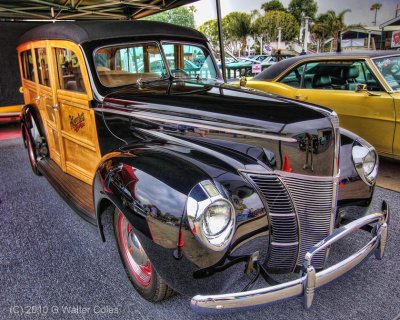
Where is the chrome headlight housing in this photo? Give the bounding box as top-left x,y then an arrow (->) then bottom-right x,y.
186,180 -> 235,251
352,140 -> 379,185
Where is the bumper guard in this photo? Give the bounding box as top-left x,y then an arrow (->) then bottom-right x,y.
191,201 -> 390,313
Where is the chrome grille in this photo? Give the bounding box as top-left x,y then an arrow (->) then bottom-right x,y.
280,174 -> 334,268
248,172 -> 336,271
249,175 -> 299,272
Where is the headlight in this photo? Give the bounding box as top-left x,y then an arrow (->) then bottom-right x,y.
203,200 -> 232,236
187,181 -> 235,251
352,140 -> 378,185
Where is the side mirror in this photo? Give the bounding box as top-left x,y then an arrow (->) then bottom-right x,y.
355,83 -> 381,96
355,84 -> 367,92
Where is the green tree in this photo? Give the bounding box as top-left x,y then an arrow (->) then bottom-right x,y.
223,12 -> 252,56
261,0 -> 286,12
288,0 -> 318,23
370,3 -> 382,26
142,6 -> 196,28
198,19 -> 219,50
253,10 -> 299,44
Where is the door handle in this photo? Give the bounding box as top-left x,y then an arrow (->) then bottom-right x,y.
295,95 -> 308,101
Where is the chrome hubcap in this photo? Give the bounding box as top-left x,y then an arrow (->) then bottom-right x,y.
118,212 -> 152,287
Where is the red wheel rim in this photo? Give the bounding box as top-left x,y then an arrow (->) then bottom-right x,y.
118,212 -> 152,287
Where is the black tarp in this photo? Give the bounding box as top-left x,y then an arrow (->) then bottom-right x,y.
0,22 -> 42,106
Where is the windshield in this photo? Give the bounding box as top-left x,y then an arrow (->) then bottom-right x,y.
94,41 -> 218,88
161,42 -> 217,79
94,42 -> 167,88
372,56 -> 400,91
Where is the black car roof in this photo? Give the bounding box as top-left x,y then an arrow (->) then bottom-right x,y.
18,20 -> 207,45
253,51 -> 400,81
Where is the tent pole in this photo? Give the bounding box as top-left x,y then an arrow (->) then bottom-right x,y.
216,0 -> 226,82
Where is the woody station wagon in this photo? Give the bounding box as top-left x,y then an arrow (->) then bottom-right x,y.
18,21 -> 389,313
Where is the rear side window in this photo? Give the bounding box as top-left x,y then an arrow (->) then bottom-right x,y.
35,48 -> 50,87
20,50 -> 35,82
55,48 -> 86,93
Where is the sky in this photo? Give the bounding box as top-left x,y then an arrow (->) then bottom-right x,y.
187,0 -> 400,27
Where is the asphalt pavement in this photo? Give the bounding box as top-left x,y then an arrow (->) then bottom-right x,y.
0,137 -> 399,320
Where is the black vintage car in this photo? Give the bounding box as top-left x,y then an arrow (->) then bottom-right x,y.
18,21 -> 389,313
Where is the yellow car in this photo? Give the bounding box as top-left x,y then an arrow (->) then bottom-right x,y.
242,52 -> 400,159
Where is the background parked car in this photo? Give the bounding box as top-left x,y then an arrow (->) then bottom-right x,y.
241,52 -> 400,159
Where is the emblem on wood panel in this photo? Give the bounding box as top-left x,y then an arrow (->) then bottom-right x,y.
69,112 -> 85,132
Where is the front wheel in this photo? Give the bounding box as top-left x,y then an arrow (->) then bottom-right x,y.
114,208 -> 174,302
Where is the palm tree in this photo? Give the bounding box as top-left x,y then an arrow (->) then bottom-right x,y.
370,3 -> 382,26
324,9 -> 351,51
224,12 -> 252,56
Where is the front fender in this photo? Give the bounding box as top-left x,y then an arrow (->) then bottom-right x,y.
93,143 -> 269,296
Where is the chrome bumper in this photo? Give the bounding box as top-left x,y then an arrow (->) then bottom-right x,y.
191,201 -> 390,314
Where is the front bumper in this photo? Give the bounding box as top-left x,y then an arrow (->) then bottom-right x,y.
191,201 -> 390,314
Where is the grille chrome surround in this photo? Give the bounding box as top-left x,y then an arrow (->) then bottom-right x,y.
247,171 -> 337,271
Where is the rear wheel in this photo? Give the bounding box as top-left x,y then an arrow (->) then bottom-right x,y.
114,208 -> 174,302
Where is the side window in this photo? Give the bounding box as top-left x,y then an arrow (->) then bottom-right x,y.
280,65 -> 305,88
55,48 -> 86,93
35,48 -> 50,87
20,50 -> 35,82
296,60 -> 382,91
354,61 -> 382,91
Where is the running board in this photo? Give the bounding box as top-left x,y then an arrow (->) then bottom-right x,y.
37,158 -> 96,225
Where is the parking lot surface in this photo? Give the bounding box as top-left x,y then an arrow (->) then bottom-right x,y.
0,137 -> 399,320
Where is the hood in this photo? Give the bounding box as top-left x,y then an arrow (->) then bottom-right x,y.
99,79 -> 337,176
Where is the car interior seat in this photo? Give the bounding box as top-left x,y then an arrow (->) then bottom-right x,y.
312,74 -> 332,89
341,66 -> 360,90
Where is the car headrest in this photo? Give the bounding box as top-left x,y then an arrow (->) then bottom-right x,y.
313,74 -> 332,87
341,66 -> 359,79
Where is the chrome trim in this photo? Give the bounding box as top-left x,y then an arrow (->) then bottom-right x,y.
0,112 -> 20,117
190,201 -> 390,314
97,108 -> 297,143
186,180 -> 236,251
